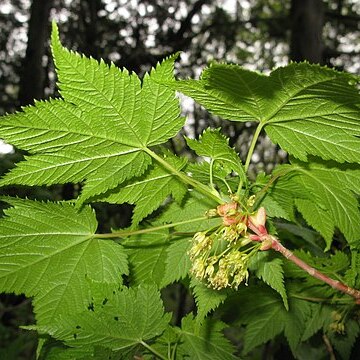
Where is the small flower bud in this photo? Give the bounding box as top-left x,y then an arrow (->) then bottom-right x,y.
260,238 -> 273,251
205,208 -> 218,218
247,195 -> 256,207
249,207 -> 266,228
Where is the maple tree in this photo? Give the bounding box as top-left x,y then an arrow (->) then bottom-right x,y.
0,22 -> 359,359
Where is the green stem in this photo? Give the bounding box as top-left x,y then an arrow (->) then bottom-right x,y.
140,340 -> 167,360
94,216 -> 210,239
244,122 -> 263,173
145,148 -> 223,204
236,122 -> 263,197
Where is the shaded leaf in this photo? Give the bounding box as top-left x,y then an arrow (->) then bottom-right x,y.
42,283 -> 170,353
190,278 -> 229,323
250,252 -> 288,310
178,315 -> 237,359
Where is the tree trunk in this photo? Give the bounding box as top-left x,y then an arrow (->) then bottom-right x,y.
79,0 -> 101,59
290,0 -> 324,64
18,0 -> 53,106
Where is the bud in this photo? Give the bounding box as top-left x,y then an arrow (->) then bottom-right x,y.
193,232 -> 207,243
260,238 -> 273,251
236,222 -> 247,235
217,202 -> 238,217
205,208 -> 218,218
247,195 -> 256,207
249,207 -> 266,228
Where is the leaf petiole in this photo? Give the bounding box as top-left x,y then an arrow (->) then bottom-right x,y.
94,216 -> 211,239
144,147 -> 223,204
244,122 -> 264,174
236,122 -> 263,197
140,340 -> 167,360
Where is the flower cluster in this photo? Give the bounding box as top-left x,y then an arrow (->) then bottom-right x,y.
188,201 -> 272,291
189,231 -> 251,290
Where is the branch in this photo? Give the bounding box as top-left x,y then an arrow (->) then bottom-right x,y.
247,208 -> 360,304
271,238 -> 360,303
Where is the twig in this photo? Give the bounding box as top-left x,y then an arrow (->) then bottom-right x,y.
247,208 -> 360,304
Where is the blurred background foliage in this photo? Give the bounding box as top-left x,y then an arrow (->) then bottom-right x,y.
0,0 -> 359,358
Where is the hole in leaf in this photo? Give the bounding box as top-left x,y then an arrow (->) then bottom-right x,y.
114,316 -> 119,321
73,333 -> 77,339
87,302 -> 94,311
76,325 -> 81,329
102,298 -> 108,305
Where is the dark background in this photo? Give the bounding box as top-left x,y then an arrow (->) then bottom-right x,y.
0,0 -> 359,358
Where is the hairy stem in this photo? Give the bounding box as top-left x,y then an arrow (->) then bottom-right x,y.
145,148 -> 223,204
94,216 -> 210,239
140,340 -> 167,360
244,122 -> 263,173
270,237 -> 360,304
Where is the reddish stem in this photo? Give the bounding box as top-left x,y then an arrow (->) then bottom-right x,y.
270,237 -> 360,304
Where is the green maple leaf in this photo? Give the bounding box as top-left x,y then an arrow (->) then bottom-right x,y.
161,236 -> 192,287
250,252 -> 288,310
0,197 -> 128,326
235,286 -> 311,355
345,250 -> 360,288
41,283 -> 170,353
178,315 -> 237,359
156,191 -> 221,232
271,161 -> 360,248
171,62 -> 360,163
186,128 -> 246,183
122,229 -> 169,287
96,151 -> 187,226
0,23 -> 184,203
301,304 -> 332,341
190,278 -> 229,323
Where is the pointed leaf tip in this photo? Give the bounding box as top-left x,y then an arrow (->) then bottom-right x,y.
51,21 -> 59,45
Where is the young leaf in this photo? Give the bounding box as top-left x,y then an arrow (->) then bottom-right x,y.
42,283 -> 170,353
96,152 -> 187,227
186,128 -> 246,182
186,162 -> 239,195
0,23 -> 184,203
172,62 -> 360,163
178,315 -> 237,359
0,197 -> 128,325
190,278 -> 229,323
272,161 -> 360,248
